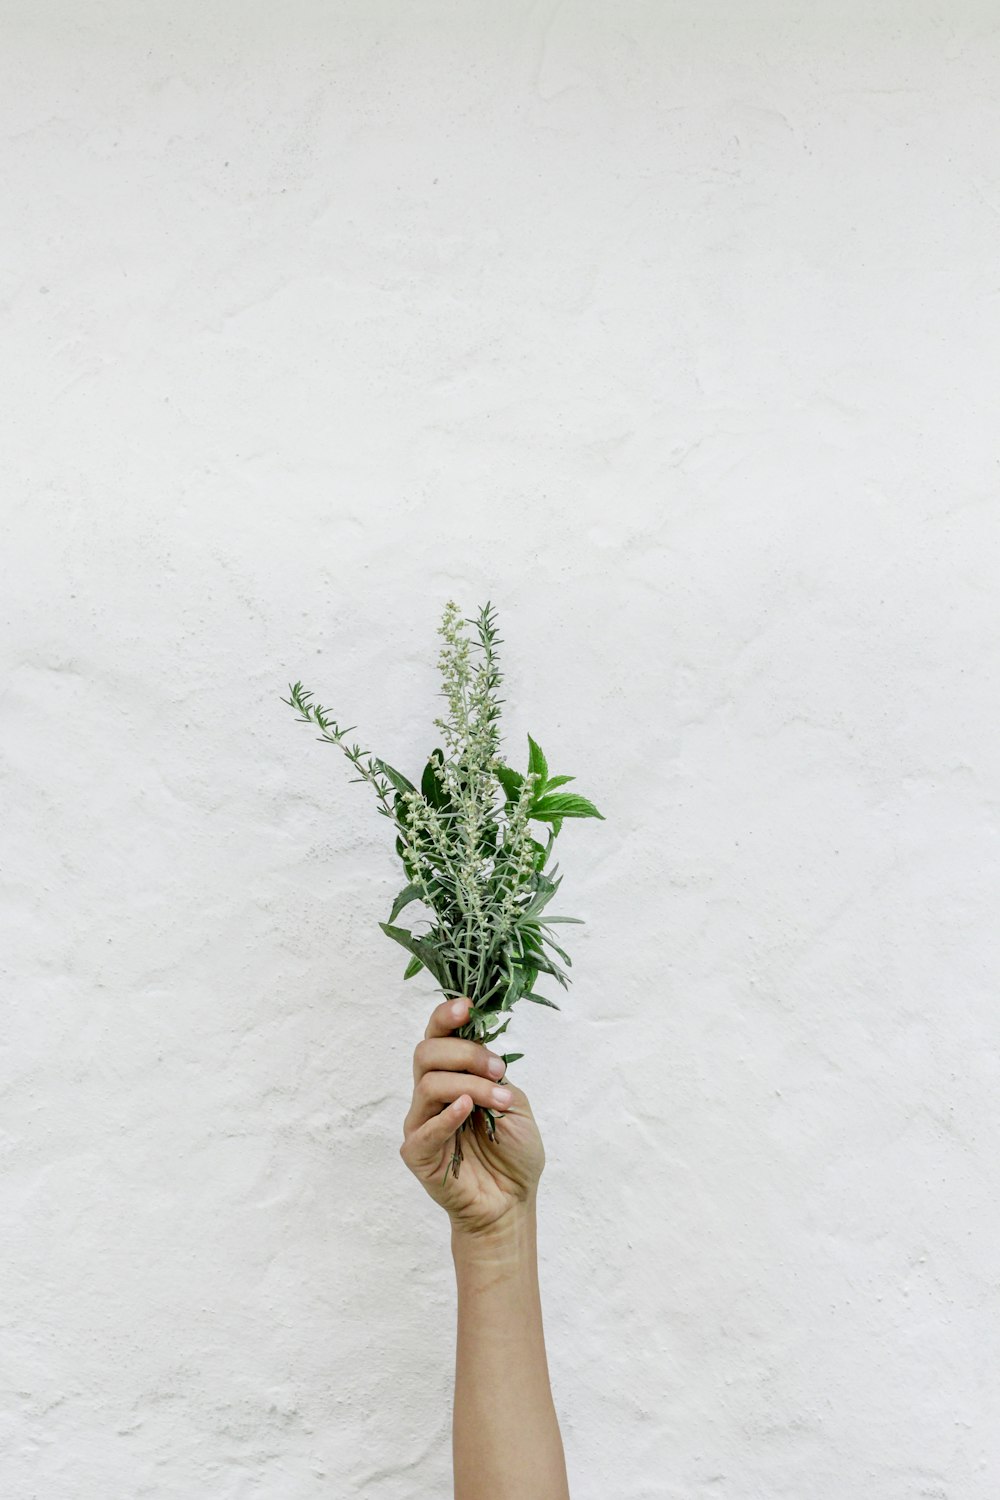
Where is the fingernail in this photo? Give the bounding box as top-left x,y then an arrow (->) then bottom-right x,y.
451,999 -> 467,1019
492,1086 -> 513,1107
486,1055 -> 505,1079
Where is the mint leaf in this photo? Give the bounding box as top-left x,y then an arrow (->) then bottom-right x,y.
530,792 -> 604,821
527,734 -> 548,786
495,763 -> 523,803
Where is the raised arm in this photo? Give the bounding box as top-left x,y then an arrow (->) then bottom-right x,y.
399,995 -> 571,1500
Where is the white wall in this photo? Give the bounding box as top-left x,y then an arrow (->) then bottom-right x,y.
4,4 -> 999,1496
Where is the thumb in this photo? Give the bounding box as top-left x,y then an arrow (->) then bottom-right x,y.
401,1094 -> 474,1176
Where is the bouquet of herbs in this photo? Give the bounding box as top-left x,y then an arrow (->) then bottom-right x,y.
281,599 -> 603,1177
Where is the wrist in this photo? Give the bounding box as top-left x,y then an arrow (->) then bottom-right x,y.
451,1199 -> 538,1266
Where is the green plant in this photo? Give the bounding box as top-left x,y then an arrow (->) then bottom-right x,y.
281,599 -> 603,1180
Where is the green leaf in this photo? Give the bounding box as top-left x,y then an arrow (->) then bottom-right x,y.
539,916 -> 585,924
524,992 -> 561,1010
540,953 -> 571,987
403,955 -> 423,980
527,837 -> 548,872
521,872 -> 563,918
424,876 -> 453,910
530,792 -> 605,821
394,833 -> 417,881
501,965 -> 528,1011
373,759 -> 416,796
387,882 -> 423,924
510,962 -> 538,993
527,734 -> 548,786
421,749 -> 449,809
495,763 -> 523,803
540,931 -> 573,966
501,1052 -> 524,1065
379,923 -> 448,986
515,946 -> 567,987
542,774 -> 576,791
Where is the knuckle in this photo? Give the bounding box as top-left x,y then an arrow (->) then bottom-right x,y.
456,1040 -> 487,1075
413,1039 -> 431,1069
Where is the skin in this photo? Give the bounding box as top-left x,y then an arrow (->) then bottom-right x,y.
400,995 -> 571,1500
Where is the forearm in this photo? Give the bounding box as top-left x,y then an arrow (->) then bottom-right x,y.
451,1204 -> 570,1500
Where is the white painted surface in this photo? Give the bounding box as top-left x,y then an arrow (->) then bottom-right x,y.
4,4 -> 999,1495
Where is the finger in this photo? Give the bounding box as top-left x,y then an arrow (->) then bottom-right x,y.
424,995 -> 471,1041
412,1036 -> 507,1085
400,1093 -> 473,1173
404,1070 -> 515,1135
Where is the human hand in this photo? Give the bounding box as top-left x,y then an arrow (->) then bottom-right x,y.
399,996 -> 546,1239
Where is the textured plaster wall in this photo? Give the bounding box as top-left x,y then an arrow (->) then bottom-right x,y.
4,3 -> 999,1497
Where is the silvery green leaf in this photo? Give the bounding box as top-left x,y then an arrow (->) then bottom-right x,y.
521,872 -> 563,918
373,759 -> 416,796
524,992 -> 561,1010
541,931 -> 573,966
521,948 -> 568,986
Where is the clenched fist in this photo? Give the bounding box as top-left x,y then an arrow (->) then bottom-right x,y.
399,996 -> 547,1239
